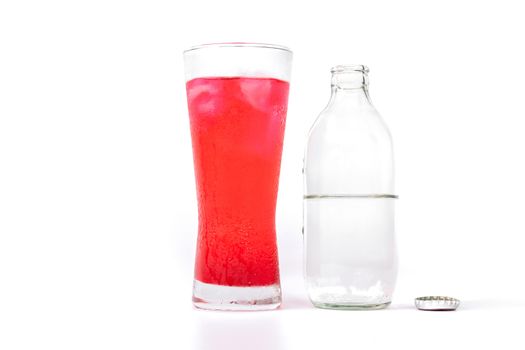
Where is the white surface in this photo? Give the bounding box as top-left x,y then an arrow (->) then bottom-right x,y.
1,0 -> 524,349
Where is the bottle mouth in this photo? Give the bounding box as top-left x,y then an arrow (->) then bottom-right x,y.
331,65 -> 369,74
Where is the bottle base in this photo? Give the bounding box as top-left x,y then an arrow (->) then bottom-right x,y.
312,301 -> 391,310
192,280 -> 281,311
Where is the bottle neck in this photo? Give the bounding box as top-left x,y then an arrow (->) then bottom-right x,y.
329,66 -> 372,106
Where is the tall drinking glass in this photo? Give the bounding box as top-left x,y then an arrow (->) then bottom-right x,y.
184,43 -> 292,311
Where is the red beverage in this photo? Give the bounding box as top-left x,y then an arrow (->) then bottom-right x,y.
186,77 -> 289,287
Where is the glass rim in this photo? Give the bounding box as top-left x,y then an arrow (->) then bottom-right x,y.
183,42 -> 292,54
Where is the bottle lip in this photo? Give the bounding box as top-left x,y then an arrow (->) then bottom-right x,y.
331,65 -> 369,74
184,42 -> 292,54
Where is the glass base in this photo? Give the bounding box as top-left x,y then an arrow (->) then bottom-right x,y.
312,301 -> 391,310
192,280 -> 281,311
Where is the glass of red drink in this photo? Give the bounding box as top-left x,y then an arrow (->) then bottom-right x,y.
184,43 -> 292,310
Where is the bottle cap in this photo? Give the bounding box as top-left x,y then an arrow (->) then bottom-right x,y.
415,296 -> 460,311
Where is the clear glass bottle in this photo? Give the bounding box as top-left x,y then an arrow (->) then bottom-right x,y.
303,65 -> 397,310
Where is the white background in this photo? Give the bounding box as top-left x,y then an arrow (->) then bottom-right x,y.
1,0 -> 524,349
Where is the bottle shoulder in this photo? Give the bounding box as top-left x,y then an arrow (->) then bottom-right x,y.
307,106 -> 392,151
304,105 -> 394,195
